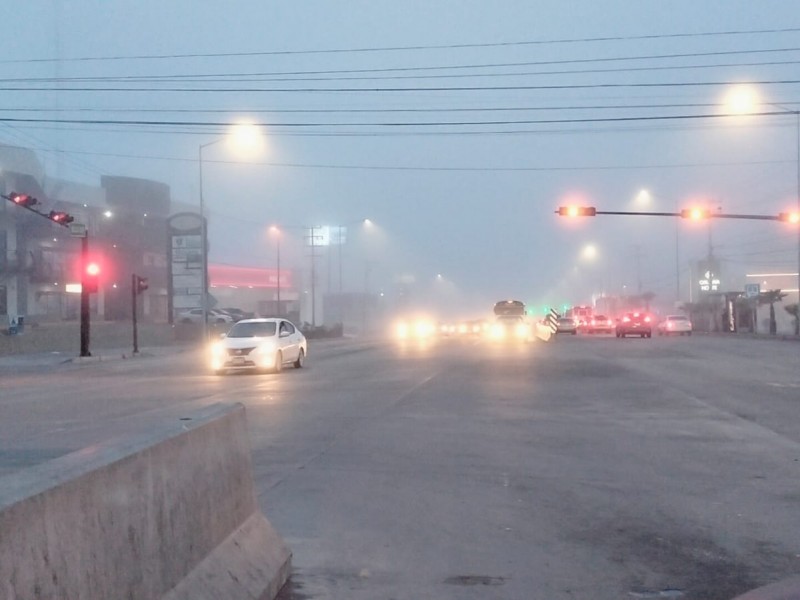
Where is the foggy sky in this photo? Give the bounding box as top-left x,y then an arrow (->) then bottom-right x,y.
3,0 -> 800,316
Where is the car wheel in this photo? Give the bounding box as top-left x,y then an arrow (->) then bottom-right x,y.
687,331 -> 692,336
571,330 -> 577,335
273,351 -> 283,373
294,349 -> 305,369
646,333 -> 652,338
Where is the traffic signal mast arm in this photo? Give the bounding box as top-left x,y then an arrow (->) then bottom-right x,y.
555,206 -> 793,222
2,191 -> 75,226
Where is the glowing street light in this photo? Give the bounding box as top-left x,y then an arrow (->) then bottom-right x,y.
198,122 -> 264,340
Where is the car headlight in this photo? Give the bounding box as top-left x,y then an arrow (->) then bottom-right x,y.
515,324 -> 529,338
490,324 -> 505,339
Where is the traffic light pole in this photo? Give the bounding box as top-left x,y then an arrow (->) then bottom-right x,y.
131,273 -> 139,355
80,234 -> 91,357
561,209 -> 785,221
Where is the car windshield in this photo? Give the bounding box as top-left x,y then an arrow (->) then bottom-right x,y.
226,322 -> 276,338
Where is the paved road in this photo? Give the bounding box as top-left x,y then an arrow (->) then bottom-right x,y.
2,335 -> 800,599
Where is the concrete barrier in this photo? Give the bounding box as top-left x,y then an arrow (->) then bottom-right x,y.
731,576 -> 800,600
0,403 -> 291,599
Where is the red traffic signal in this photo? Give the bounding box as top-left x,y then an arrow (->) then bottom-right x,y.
557,206 -> 597,217
84,262 -> 100,294
9,192 -> 38,208
135,275 -> 149,295
680,207 -> 711,220
49,210 -> 75,225
779,211 -> 800,224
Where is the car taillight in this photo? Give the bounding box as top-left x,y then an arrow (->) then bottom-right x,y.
667,322 -> 673,329
644,316 -> 651,323
623,316 -> 631,323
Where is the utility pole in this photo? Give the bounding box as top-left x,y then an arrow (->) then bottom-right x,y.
79,234 -> 91,357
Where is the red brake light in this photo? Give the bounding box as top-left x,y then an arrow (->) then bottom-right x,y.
644,316 -> 651,323
623,316 -> 631,323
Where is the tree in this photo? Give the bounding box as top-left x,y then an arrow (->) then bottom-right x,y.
785,303 -> 799,336
758,290 -> 787,335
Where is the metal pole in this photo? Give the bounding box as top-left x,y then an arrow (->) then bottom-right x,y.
338,225 -> 343,296
79,234 -> 91,357
132,273 -> 139,355
276,234 -> 281,317
199,144 -> 208,343
675,199 -> 681,304
796,111 -> 800,334
310,227 -> 316,328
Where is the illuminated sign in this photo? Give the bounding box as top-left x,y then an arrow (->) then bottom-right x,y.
698,270 -> 721,292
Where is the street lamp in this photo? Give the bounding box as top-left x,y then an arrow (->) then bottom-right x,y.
197,122 -> 263,340
723,86 -> 800,333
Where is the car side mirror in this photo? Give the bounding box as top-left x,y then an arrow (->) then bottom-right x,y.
280,330 -> 290,338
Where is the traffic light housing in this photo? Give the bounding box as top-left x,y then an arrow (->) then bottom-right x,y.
557,206 -> 597,217
135,275 -> 149,295
9,192 -> 38,208
49,210 -> 75,225
779,211 -> 800,224
84,262 -> 100,294
680,207 -> 711,220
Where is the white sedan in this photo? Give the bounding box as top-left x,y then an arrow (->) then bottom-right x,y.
210,318 -> 307,374
657,315 -> 693,336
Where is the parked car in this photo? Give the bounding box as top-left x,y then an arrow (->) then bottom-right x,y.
616,312 -> 652,338
556,317 -> 578,335
210,318 -> 307,374
657,315 -> 693,336
178,308 -> 233,324
219,307 -> 253,322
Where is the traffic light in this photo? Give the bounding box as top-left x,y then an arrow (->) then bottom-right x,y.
779,211 -> 800,224
84,262 -> 100,294
680,207 -> 711,220
135,275 -> 149,295
557,206 -> 597,217
8,192 -> 38,208
49,210 -> 74,225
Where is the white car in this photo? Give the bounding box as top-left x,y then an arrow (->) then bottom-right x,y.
179,308 -> 233,324
210,318 -> 307,374
657,315 -> 693,336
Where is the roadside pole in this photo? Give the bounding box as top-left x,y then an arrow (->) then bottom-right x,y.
79,233 -> 91,357
131,274 -> 139,355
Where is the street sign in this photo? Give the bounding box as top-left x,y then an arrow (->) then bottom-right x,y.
745,283 -> 760,298
69,222 -> 87,238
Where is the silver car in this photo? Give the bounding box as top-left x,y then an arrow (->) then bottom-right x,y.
210,318 -> 307,374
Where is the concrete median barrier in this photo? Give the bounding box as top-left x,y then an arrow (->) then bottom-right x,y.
0,403 -> 291,600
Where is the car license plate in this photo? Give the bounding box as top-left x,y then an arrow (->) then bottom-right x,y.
232,356 -> 246,365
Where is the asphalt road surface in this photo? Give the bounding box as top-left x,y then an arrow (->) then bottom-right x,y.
2,334 -> 800,599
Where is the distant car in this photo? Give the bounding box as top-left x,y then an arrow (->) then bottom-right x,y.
210,318 -> 307,374
589,314 -> 614,334
489,315 -> 531,341
657,315 -> 693,336
178,308 -> 233,324
616,312 -> 653,338
556,317 -> 578,335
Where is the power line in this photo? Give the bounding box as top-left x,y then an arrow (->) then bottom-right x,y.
4,26 -> 799,64
20,146 -> 796,173
0,109 -> 792,128
5,47 -> 800,83
4,78 -> 800,94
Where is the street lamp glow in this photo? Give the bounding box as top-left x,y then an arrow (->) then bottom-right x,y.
723,85 -> 761,116
227,121 -> 265,158
363,218 -> 374,227
581,244 -> 598,260
635,189 -> 651,206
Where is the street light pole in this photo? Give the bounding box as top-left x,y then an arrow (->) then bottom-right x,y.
198,139 -> 223,342
276,231 -> 281,316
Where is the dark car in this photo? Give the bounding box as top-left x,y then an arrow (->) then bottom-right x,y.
616,312 -> 653,338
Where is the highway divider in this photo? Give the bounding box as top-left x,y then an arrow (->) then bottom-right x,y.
0,402 -> 291,599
